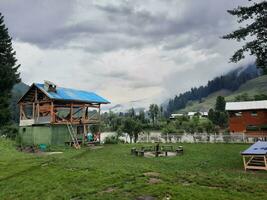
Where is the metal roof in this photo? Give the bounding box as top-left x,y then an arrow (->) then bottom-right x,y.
241,141 -> 267,155
35,83 -> 110,104
225,100 -> 267,111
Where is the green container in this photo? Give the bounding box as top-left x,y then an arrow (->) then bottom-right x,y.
39,144 -> 47,151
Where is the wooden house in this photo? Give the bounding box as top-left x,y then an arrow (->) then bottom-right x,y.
18,81 -> 110,148
225,100 -> 267,137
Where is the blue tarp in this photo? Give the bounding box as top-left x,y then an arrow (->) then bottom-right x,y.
241,141 -> 267,155
35,83 -> 110,104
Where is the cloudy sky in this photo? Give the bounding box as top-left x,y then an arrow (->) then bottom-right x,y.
1,0 -> 255,109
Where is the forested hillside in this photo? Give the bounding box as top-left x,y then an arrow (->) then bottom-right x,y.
166,65 -> 260,115
178,74 -> 267,113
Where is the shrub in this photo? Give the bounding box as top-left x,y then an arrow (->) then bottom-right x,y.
104,135 -> 119,144
197,126 -> 204,133
223,129 -> 230,135
0,124 -> 18,140
176,129 -> 185,134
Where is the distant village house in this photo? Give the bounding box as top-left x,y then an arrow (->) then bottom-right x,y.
170,111 -> 208,119
226,100 -> 267,137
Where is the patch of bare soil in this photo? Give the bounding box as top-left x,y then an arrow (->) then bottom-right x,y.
135,196 -> 156,200
99,187 -> 116,194
144,152 -> 176,158
148,177 -> 162,184
88,146 -> 103,150
143,172 -> 160,178
17,146 -> 41,153
40,152 -> 63,155
178,178 -> 192,186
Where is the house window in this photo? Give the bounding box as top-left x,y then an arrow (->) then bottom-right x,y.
235,112 -> 242,117
251,111 -> 258,116
246,125 -> 260,131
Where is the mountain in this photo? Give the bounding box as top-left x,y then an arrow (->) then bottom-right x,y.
104,103 -> 146,114
102,97 -> 152,113
166,64 -> 261,115
10,82 -> 29,123
178,75 -> 267,113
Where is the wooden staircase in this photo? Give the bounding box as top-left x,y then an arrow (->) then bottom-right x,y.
66,122 -> 80,149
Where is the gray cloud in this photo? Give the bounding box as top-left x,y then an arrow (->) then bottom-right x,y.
0,0 -> 256,108
1,0 -> 247,52
1,0 -> 76,47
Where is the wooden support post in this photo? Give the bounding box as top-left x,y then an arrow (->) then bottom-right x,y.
35,88 -> 37,101
85,107 -> 88,121
243,156 -> 247,171
32,102 -> 35,120
264,156 -> 267,170
70,103 -> 73,123
50,101 -> 54,123
83,124 -> 87,145
37,103 -> 40,120
82,104 -> 85,122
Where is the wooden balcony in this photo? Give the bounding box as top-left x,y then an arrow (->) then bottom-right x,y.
19,101 -> 101,126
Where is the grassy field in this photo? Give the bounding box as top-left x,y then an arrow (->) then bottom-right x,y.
179,75 -> 267,113
0,139 -> 267,200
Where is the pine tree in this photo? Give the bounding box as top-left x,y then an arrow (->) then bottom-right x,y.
222,1 -> 267,74
0,13 -> 20,127
215,96 -> 226,111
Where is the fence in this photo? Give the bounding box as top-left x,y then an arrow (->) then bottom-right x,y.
136,133 -> 267,144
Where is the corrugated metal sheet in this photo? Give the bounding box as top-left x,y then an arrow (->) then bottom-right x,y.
35,83 -> 110,104
225,100 -> 267,111
19,125 -> 78,145
241,141 -> 267,155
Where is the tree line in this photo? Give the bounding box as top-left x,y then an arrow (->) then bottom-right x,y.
101,104 -> 165,143
166,64 -> 259,116
101,96 -> 229,144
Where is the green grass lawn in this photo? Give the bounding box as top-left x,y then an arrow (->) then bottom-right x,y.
0,139 -> 267,200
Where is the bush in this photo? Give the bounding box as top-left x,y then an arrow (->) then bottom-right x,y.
223,129 -> 230,135
176,129 -> 185,134
104,135 -> 119,144
0,124 -> 18,140
197,126 -> 204,133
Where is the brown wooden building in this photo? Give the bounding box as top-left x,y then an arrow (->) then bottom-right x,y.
226,100 -> 267,137
18,81 -> 110,148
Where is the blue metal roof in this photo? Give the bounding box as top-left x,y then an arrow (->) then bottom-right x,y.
35,83 -> 110,104
241,141 -> 267,155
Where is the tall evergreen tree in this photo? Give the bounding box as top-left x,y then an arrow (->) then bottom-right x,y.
215,96 -> 226,111
0,13 -> 20,127
148,104 -> 159,126
222,1 -> 267,74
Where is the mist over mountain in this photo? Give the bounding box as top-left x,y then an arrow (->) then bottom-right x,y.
165,64 -> 260,116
